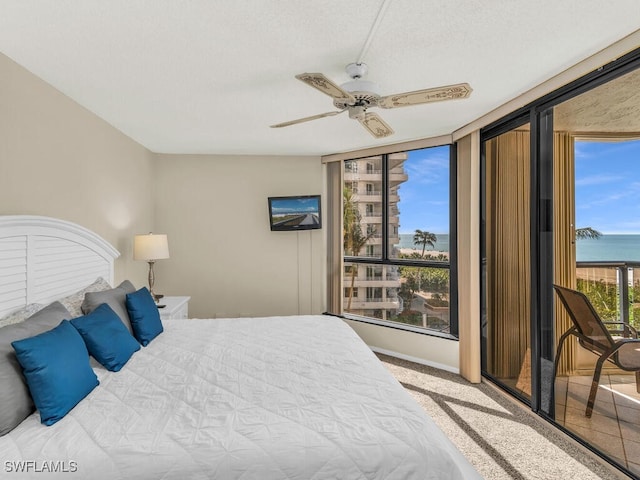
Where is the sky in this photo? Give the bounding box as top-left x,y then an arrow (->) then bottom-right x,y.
397,145 -> 450,234
396,139 -> 640,236
270,196 -> 319,215
575,139 -> 640,234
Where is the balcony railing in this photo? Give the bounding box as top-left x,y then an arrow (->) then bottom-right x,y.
576,261 -> 640,328
363,272 -> 400,281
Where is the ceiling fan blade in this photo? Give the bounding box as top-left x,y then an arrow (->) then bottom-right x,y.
270,110 -> 345,128
295,73 -> 356,103
358,112 -> 394,138
378,83 -> 472,109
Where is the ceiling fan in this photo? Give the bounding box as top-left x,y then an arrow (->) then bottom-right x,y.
271,62 -> 472,139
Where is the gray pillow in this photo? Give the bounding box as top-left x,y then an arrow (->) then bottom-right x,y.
59,277 -> 112,318
81,280 -> 136,333
0,303 -> 45,329
0,301 -> 72,436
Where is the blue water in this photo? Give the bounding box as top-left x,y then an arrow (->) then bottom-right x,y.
396,233 -> 640,262
576,234 -> 640,262
396,233 -> 449,252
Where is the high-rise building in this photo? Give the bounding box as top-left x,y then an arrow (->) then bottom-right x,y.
343,153 -> 408,320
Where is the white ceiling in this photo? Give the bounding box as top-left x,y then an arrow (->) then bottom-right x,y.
0,1 -> 639,156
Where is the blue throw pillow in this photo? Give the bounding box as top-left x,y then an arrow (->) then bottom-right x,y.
71,303 -> 141,372
125,287 -> 164,346
11,320 -> 99,426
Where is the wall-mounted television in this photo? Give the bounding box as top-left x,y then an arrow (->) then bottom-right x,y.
268,195 -> 322,231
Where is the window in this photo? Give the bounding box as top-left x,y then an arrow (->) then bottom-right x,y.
369,266 -> 384,280
342,147 -> 456,334
344,287 -> 358,298
365,204 -> 374,216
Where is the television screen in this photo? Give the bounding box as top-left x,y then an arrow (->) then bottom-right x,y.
268,195 -> 322,231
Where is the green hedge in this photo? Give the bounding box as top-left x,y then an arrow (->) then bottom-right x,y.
577,277 -> 639,330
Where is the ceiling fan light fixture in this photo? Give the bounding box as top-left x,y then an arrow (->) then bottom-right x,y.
348,105 -> 366,120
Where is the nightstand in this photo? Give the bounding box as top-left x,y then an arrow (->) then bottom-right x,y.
157,296 -> 191,320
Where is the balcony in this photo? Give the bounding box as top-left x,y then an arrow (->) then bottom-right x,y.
344,168 -> 408,184
553,261 -> 640,476
361,213 -> 383,225
349,272 -> 401,287
575,261 -> 639,328
389,168 -> 408,184
354,191 -> 382,203
344,298 -> 400,310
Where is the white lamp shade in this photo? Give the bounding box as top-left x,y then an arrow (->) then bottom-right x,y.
133,234 -> 170,261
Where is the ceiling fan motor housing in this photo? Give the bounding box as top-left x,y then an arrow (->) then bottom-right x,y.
334,91 -> 380,110
334,62 -> 381,110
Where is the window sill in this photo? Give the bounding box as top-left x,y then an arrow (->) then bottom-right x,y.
325,312 -> 459,341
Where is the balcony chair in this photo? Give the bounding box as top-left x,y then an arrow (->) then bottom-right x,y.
553,284 -> 640,417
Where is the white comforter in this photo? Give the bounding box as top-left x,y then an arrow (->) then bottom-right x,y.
0,315 -> 480,479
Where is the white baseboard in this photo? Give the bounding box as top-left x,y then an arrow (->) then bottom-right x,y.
370,346 -> 460,375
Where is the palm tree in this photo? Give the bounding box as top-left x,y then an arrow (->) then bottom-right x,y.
413,229 -> 437,258
343,187 -> 376,311
575,227 -> 602,240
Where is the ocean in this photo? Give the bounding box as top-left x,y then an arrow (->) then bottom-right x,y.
396,233 -> 450,253
396,233 -> 640,262
575,234 -> 640,262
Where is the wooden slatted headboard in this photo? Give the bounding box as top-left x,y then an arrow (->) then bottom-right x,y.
0,216 -> 120,317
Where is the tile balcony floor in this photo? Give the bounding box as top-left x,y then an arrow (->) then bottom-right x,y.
555,373 -> 640,476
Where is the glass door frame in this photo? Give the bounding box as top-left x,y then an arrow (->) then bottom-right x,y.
480,113 -> 533,406
479,46 -> 640,471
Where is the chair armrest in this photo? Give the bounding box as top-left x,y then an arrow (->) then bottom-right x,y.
603,321 -> 638,338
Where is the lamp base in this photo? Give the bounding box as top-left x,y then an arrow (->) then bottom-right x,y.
153,293 -> 164,302
147,261 -> 164,303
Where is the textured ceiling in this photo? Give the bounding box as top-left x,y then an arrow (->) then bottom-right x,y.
555,68 -> 640,133
0,1 -> 639,155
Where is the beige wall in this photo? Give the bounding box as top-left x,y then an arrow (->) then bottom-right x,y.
0,52 -> 155,286
152,154 -> 325,318
344,319 -> 460,372
0,48 -> 325,322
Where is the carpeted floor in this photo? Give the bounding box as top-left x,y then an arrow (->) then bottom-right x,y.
378,353 -> 628,480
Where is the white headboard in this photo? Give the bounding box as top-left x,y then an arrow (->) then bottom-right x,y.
0,216 -> 120,317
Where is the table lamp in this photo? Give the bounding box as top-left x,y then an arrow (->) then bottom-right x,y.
133,233 -> 169,302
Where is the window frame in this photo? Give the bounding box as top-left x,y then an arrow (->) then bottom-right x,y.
341,146 -> 459,338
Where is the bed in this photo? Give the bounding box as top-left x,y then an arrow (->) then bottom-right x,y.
0,216 -> 481,479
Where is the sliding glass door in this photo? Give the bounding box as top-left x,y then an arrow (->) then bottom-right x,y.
551,67 -> 640,475
481,47 -> 640,477
481,122 -> 532,402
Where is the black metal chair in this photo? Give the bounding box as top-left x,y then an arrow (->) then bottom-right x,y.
553,284 -> 640,417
